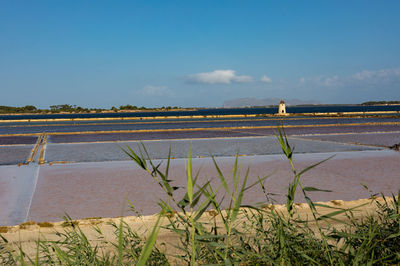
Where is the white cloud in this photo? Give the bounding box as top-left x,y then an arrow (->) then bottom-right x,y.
260,75 -> 272,83
352,70 -> 374,81
139,85 -> 174,96
187,70 -> 253,84
299,67 -> 400,89
352,68 -> 400,81
324,75 -> 340,86
233,75 -> 253,83
299,75 -> 340,87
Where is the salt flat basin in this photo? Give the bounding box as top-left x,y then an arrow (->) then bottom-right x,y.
0,145 -> 33,165
1,116 -> 399,135
44,136 -> 379,163
23,150 -> 400,223
297,132 -> 400,147
0,127 -> 398,226
0,164 -> 39,225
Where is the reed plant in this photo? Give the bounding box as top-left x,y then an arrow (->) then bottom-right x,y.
0,128 -> 399,265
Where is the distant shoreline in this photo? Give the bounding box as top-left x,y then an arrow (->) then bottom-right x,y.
2,103 -> 400,116
0,111 -> 399,124
0,108 -> 198,116
0,103 -> 400,118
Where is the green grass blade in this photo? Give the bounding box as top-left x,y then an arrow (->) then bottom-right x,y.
211,155 -> 231,196
137,214 -> 163,266
276,127 -> 292,159
122,145 -> 148,170
243,173 -> 274,192
316,203 -> 368,221
231,167 -> 249,223
34,237 -> 40,266
187,148 -> 193,204
303,186 -> 332,192
298,155 -> 335,176
117,217 -> 124,265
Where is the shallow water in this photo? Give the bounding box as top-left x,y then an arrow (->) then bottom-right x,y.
0,145 -> 33,165
1,104 -> 400,121
2,124 -> 397,165
45,136 -> 379,163
0,136 -> 37,145
299,132 -> 400,147
1,114 -> 399,225
1,116 -> 399,134
0,164 -> 39,225
23,150 -> 400,223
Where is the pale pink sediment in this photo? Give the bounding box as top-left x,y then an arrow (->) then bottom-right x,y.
27,150 -> 400,223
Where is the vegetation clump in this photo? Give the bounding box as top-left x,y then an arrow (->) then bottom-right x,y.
390,143 -> 400,151
18,221 -> 36,229
60,220 -> 79,228
37,222 -> 54,228
0,105 -> 39,114
361,100 -> 400,105
0,104 -> 184,114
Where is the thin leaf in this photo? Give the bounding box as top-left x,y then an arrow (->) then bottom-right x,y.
137,214 -> 163,266
187,147 -> 193,204
117,217 -> 124,265
298,155 -> 335,176
231,167 -> 249,223
211,155 -> 231,196
303,187 -> 332,192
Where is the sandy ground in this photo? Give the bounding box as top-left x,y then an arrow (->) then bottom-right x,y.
0,197 -> 393,261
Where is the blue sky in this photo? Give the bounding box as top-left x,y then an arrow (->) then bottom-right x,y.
1,1 -> 400,108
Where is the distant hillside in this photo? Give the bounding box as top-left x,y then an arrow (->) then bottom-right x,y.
361,101 -> 400,105
223,97 -> 322,107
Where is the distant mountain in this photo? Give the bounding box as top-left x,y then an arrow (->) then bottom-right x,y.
223,97 -> 322,108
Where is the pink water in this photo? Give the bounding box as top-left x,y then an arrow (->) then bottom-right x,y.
26,150 -> 400,222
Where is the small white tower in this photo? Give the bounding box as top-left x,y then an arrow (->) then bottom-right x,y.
278,100 -> 286,115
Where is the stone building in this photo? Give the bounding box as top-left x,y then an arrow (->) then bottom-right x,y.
278,100 -> 286,114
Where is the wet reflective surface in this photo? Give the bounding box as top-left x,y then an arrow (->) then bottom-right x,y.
299,132 -> 400,147
0,164 -> 39,225
25,151 -> 400,223
1,116 -> 399,134
45,137 -> 378,163
0,145 -> 33,165
0,136 -> 37,145
1,104 -> 400,121
1,114 -> 399,226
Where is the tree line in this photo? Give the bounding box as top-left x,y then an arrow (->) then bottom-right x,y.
0,104 -> 182,114
361,101 -> 400,105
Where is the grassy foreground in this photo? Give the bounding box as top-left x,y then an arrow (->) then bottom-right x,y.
1,129 -> 399,265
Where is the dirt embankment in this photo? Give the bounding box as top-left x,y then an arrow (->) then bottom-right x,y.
0,197 -> 389,259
